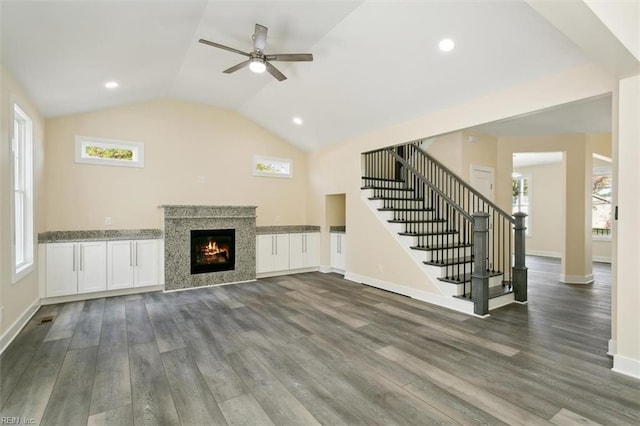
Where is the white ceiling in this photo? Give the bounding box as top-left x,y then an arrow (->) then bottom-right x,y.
1,0 -> 597,151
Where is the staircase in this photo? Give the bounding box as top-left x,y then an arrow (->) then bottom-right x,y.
361,141 -> 528,316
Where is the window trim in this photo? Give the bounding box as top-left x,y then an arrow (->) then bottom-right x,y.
253,155 -> 293,178
512,174 -> 531,237
592,165 -> 612,241
75,135 -> 145,168
12,102 -> 34,283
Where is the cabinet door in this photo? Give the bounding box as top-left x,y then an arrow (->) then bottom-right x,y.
273,234 -> 290,272
303,233 -> 320,268
108,240 -> 134,290
338,234 -> 346,271
289,234 -> 305,270
330,234 -> 346,271
78,241 -> 107,293
46,243 -> 78,297
256,235 -> 275,273
134,240 -> 159,287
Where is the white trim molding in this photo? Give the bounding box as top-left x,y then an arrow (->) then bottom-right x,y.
1,299 -> 41,355
613,354 -> 640,380
592,256 -> 612,264
559,274 -> 594,284
526,250 -> 561,259
344,271 -> 476,316
608,339 -> 617,357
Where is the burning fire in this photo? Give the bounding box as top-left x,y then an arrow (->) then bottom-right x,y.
203,240 -> 229,261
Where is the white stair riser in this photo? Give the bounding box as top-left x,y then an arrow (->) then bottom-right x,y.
399,222 -> 449,233
362,179 -> 406,189
368,188 -> 416,198
378,210 -> 437,222
422,246 -> 473,262
403,233 -> 461,247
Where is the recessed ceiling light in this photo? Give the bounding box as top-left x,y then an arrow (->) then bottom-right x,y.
292,117 -> 303,126
438,38 -> 455,52
104,81 -> 119,89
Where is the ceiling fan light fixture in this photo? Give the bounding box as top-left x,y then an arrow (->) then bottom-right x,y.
249,58 -> 266,73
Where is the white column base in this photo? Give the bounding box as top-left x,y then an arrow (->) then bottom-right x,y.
559,274 -> 594,284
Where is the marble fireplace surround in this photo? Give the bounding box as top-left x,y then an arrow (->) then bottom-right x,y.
162,205 -> 257,290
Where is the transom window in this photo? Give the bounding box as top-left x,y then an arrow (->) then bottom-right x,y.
253,156 -> 293,178
75,136 -> 145,167
592,166 -> 612,240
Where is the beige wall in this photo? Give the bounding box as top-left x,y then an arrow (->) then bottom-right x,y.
1,66 -> 46,337
517,162 -> 565,257
461,131 -> 498,183
45,100 -> 309,229
497,134 -> 595,282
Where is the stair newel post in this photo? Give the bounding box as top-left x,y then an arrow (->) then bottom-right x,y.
513,212 -> 528,303
472,212 -> 490,316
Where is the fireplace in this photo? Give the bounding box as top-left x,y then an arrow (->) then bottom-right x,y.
190,229 -> 235,274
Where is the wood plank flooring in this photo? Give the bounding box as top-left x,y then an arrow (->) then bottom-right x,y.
1,257 -> 639,425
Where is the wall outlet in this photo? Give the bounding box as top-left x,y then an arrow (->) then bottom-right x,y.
197,176 -> 206,184
105,216 -> 112,226
275,215 -> 281,223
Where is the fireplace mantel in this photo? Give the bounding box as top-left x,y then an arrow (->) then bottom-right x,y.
161,205 -> 257,290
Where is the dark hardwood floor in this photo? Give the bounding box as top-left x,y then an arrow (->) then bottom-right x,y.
1,257 -> 639,425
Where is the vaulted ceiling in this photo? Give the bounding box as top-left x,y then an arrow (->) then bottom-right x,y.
1,1 -> 607,151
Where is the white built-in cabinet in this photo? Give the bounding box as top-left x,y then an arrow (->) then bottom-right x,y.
45,239 -> 160,299
330,233 -> 347,272
107,239 -> 159,290
256,234 -> 290,273
289,233 -> 319,270
256,232 -> 319,275
46,241 -> 107,297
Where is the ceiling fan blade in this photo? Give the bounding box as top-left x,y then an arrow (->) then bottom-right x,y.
266,53 -> 313,62
199,39 -> 250,57
253,24 -> 268,52
265,61 -> 287,81
223,60 -> 251,74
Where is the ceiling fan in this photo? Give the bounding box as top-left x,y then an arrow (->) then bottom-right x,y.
199,24 -> 313,81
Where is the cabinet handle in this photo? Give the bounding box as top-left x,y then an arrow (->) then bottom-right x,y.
271,236 -> 274,255
72,245 -> 76,272
275,236 -> 278,255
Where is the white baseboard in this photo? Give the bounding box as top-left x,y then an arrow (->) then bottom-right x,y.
256,267 -> 319,279
164,280 -> 256,292
1,299 -> 41,355
527,250 -> 561,258
319,265 -> 332,273
559,274 -> 594,284
41,285 -> 164,304
613,354 -> 640,380
344,272 -> 475,316
593,256 -> 612,264
608,339 -> 617,357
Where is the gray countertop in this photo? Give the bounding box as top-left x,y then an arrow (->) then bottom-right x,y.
330,226 -> 346,233
256,225 -> 320,235
38,229 -> 163,243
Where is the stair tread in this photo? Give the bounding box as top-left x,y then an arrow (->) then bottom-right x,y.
388,219 -> 446,224
378,207 -> 435,212
361,186 -> 413,191
438,271 -> 503,284
369,196 -> 424,201
362,177 -> 405,183
454,285 -> 514,301
398,230 -> 457,236
410,243 -> 472,251
424,256 -> 473,267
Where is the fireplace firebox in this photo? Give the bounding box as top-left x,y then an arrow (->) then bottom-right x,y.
190,229 -> 235,274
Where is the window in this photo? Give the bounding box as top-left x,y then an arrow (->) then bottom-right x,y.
75,136 -> 144,167
253,156 -> 293,178
512,174 -> 531,236
12,104 -> 34,281
592,167 -> 612,239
